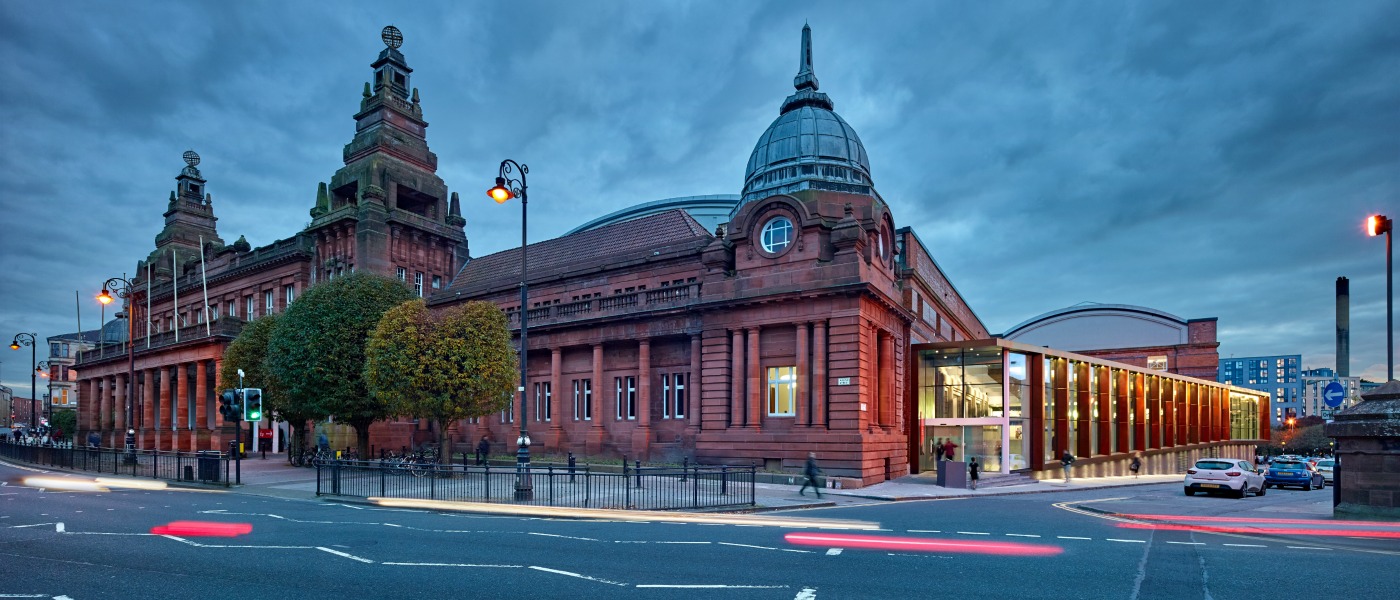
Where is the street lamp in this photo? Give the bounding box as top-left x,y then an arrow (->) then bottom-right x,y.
1366,214 -> 1393,381
487,158 -> 533,500
36,360 -> 53,423
97,276 -> 138,447
9,333 -> 37,434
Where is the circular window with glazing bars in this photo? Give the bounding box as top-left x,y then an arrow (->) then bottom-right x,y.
760,216 -> 794,254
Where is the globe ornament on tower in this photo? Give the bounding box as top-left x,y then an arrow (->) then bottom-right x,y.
183,150 -> 200,167
382,25 -> 403,49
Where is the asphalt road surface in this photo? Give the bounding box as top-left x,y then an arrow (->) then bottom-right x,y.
2,460 -> 1396,599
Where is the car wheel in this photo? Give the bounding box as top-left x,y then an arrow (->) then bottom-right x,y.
1257,483 -> 1266,497
1302,482 -> 1312,491
1234,486 -> 1246,499
1184,487 -> 1194,496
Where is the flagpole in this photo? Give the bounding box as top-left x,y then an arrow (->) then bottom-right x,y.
172,250 -> 179,343
199,236 -> 211,335
146,261 -> 152,348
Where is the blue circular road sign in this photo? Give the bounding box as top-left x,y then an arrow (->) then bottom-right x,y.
1323,381 -> 1346,408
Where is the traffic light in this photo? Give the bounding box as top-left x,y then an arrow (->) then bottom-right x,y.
243,388 -> 263,421
219,389 -> 242,422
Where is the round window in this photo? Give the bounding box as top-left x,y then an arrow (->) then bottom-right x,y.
760,216 -> 794,254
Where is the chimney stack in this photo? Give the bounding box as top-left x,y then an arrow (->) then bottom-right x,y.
1337,276 -> 1350,377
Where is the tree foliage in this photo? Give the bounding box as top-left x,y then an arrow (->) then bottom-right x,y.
219,313 -> 318,446
365,300 -> 517,463
266,272 -> 414,455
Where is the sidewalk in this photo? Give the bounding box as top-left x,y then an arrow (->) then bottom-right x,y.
749,473 -> 1185,510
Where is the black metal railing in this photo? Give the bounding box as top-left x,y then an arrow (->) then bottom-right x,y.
316,461 -> 755,510
0,440 -> 230,486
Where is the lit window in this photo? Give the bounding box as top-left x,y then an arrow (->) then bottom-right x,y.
285,285 -> 295,305
760,216 -> 793,253
534,381 -> 551,422
414,272 -> 424,298
397,267 -> 407,281
767,366 -> 797,416
615,376 -> 637,420
264,290 -> 274,314
246,296 -> 255,319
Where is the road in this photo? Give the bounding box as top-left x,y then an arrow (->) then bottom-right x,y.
2,460 -> 1396,599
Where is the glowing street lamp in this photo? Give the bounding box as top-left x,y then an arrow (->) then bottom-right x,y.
97,276 -> 138,447
9,333 -> 37,431
487,159 -> 532,500
1366,214 -> 1393,381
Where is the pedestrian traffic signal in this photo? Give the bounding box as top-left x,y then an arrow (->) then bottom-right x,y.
219,389 -> 242,422
243,388 -> 263,421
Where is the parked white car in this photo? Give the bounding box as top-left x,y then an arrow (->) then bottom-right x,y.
1184,458 -> 1265,498
1315,459 -> 1336,485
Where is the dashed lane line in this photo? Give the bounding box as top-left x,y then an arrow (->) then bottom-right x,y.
1165,542 -> 1205,546
528,532 -> 600,542
718,542 -> 815,554
826,548 -> 843,556
317,546 -> 374,563
382,562 -> 522,568
795,588 -> 818,600
1005,534 -> 1040,538
1107,539 -> 1147,543
634,585 -> 789,589
527,566 -> 627,586
1057,536 -> 1092,540
1224,544 -> 1266,548
955,531 -> 989,535
1287,546 -> 1330,550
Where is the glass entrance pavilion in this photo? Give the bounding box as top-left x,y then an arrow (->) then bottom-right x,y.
910,339 -> 1269,476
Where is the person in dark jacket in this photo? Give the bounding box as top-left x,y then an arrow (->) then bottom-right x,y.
1129,453 -> 1142,478
476,436 -> 491,466
1061,450 -> 1076,483
968,456 -> 980,490
799,452 -> 823,498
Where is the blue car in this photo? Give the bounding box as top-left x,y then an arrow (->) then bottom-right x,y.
1265,460 -> 1324,490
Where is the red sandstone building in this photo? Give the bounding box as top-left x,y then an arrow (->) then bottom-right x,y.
75,31 -> 468,451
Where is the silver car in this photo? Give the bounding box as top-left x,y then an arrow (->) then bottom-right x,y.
1315,459 -> 1336,485
1184,458 -> 1266,498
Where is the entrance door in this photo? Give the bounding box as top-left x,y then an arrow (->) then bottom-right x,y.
963,425 -> 1003,472
922,426 -> 964,471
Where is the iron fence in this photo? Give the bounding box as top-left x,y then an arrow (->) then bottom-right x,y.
0,440 -> 230,486
317,461 -> 755,510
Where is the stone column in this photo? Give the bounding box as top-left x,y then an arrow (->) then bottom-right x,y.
141,368 -> 155,448
158,366 -> 172,450
99,376 -> 114,444
634,338 -> 652,459
194,360 -> 209,451
796,322 -> 810,427
1325,382 -> 1400,519
813,321 -> 827,429
747,328 -> 762,429
176,363 -> 189,451
880,330 -> 895,430
113,372 -> 127,437
548,348 -> 563,450
587,343 -> 605,455
82,378 -> 98,432
730,330 -> 744,427
688,334 -> 702,431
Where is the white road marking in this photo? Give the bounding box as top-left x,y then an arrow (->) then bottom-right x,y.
55,523 -> 64,533
383,562 -> 523,568
528,532 -> 600,542
1006,534 -> 1040,538
956,531 -> 989,535
907,529 -> 940,533
1287,546 -> 1329,550
1223,544 -> 1266,548
527,566 -> 626,586
1057,536 -> 1091,540
657,541 -> 711,545
0,594 -> 49,597
1108,539 -> 1146,543
826,548 -> 842,556
718,542 -> 813,553
10,523 -> 55,528
1165,542 -> 1204,546
56,596 -> 75,600
317,547 -> 374,563
382,523 -> 402,528
795,587 -> 818,600
635,585 -> 789,589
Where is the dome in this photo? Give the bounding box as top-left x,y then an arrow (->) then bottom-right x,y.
739,25 -> 875,211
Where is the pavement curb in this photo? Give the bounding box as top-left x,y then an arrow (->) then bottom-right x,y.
818,477 -> 1182,502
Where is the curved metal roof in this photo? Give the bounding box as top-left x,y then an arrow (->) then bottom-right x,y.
566,194 -> 739,235
1001,303 -> 1187,338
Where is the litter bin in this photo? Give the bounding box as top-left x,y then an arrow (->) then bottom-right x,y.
936,460 -> 968,488
197,450 -> 223,482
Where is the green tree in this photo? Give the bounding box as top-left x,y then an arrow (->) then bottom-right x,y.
51,409 -> 76,440
219,313 -> 317,450
366,300 -> 517,464
266,272 -> 413,456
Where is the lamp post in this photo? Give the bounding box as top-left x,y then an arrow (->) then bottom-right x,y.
487,159 -> 533,500
9,333 -> 37,434
97,276 -> 138,447
36,360 -> 53,423
1366,214 -> 1393,381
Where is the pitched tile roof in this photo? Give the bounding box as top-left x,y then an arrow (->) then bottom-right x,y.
435,209 -> 713,301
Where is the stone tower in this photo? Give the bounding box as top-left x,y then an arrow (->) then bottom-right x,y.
305,26 -> 469,289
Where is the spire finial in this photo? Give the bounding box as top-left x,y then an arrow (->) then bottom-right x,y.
794,23 -> 818,91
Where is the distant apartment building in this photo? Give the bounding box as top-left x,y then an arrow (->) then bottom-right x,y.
46,329 -> 102,414
1219,355 -> 1300,426
1,386 -> 13,427
1299,367 -> 1363,420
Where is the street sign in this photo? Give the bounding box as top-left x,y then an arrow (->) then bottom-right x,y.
1323,381 -> 1346,408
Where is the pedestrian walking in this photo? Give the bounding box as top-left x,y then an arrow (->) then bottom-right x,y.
1060,449 -> 1076,483
87,430 -> 100,449
934,437 -> 946,462
799,452 -> 823,498
1129,453 -> 1142,478
968,456 -> 980,490
476,436 -> 491,466
943,439 -> 959,462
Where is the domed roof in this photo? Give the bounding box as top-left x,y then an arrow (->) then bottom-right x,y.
739,25 -> 875,211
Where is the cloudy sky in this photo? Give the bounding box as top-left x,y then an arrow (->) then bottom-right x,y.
1,1 -> 1396,401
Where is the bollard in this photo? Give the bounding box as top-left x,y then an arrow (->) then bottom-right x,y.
568,452 -> 576,483
635,460 -> 643,488
230,440 -> 241,485
681,457 -> 689,482
548,465 -> 555,506
721,465 -> 729,495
